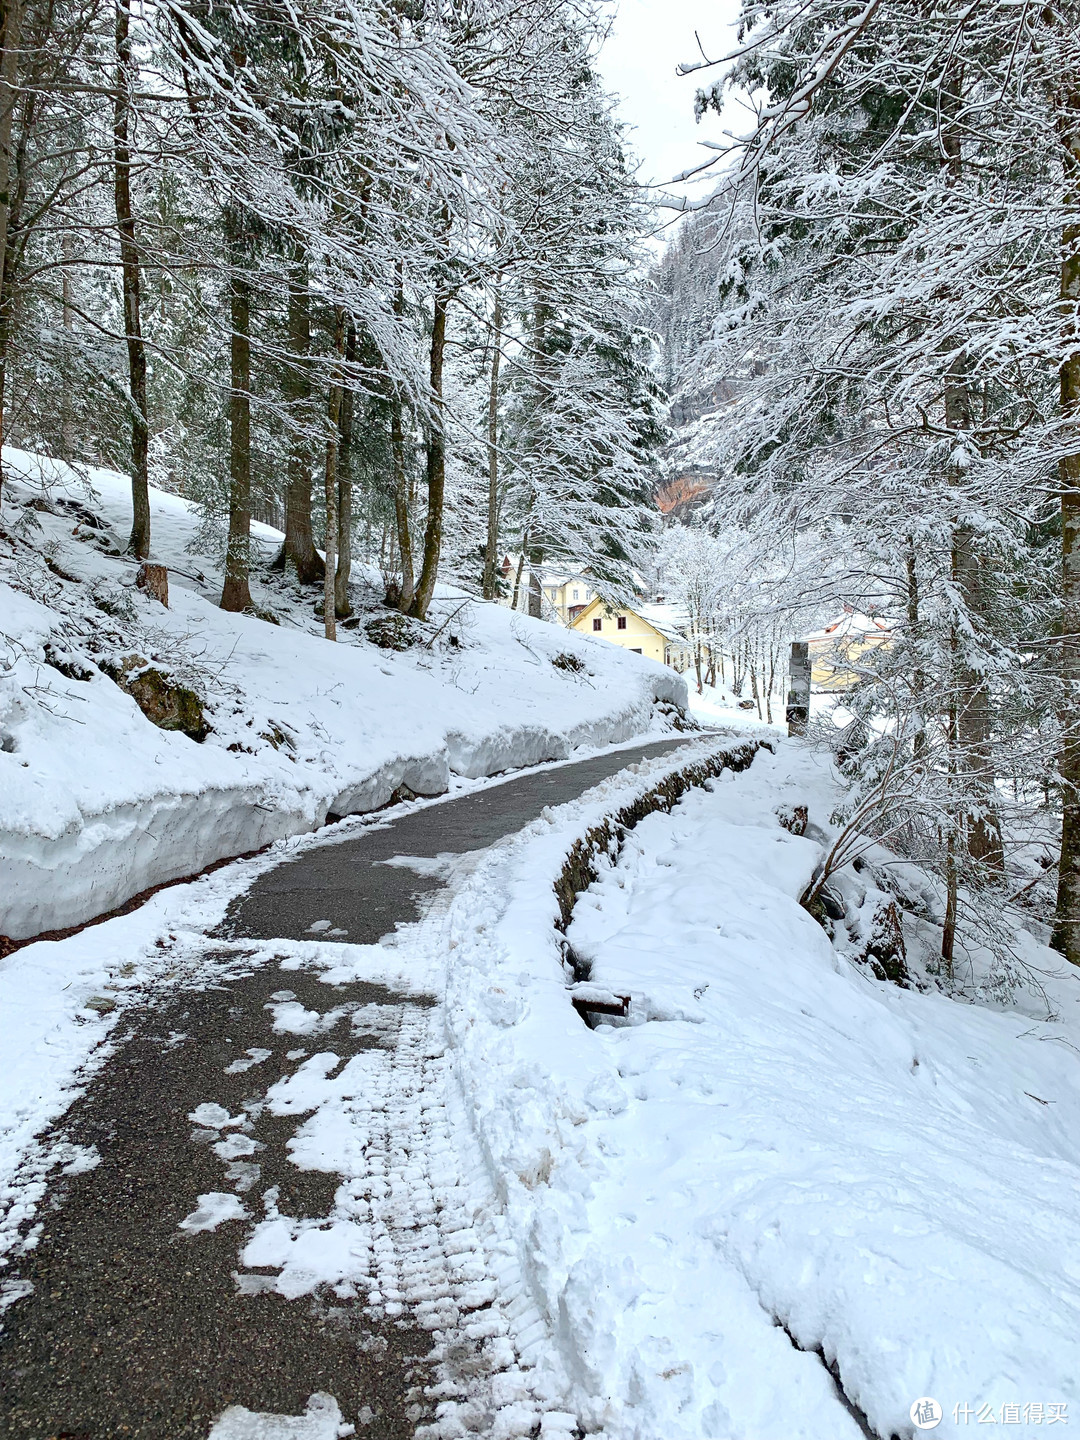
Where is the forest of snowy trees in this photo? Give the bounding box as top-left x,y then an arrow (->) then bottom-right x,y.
0,0 -> 664,633
653,2 -> 1080,974
6,0 -> 1080,976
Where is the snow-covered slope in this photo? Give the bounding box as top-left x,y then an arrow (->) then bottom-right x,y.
0,450 -> 686,940
446,741 -> 1080,1440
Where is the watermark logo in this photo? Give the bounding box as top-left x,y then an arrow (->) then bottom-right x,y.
911,1398 -> 943,1430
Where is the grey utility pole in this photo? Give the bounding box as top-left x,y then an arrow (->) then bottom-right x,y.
787,641 -> 810,736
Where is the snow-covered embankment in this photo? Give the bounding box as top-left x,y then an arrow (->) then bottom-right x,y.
0,450 -> 686,940
445,738 -> 1080,1440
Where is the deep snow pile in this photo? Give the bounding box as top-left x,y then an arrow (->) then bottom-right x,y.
0,448 -> 686,939
446,741 -> 1080,1440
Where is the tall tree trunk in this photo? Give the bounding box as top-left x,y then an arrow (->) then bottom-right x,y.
410,289 -> 447,621
949,515 -> 1004,869
281,270 -> 323,584
114,0 -> 149,559
60,230 -> 74,450
389,272 -> 414,612
940,63 -> 1004,873
906,538 -> 928,763
220,210 -> 252,613
1054,76 -> 1080,963
0,0 -> 22,505
322,305 -> 345,641
334,317 -> 356,619
482,285 -> 503,600
389,390 -> 414,612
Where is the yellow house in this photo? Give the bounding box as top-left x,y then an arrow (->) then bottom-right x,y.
804,610 -> 892,691
570,596 -> 673,665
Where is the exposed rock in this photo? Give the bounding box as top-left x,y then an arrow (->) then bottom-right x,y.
365,613 -> 419,651
857,899 -> 910,986
776,803 -> 809,836
102,654 -> 209,742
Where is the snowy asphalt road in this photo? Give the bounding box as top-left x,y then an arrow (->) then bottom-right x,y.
0,734 -> 700,1440
220,735 -> 702,945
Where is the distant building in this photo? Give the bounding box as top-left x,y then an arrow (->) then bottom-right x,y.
570,596 -> 692,669
803,609 -> 892,691
495,556 -> 597,622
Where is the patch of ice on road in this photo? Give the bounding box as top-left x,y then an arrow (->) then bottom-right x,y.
207,1391 -> 346,1439
307,921 -> 333,933
179,1192 -> 249,1233
53,1142 -> 101,1176
267,1001 -> 353,1036
224,1161 -> 261,1192
189,1102 -> 244,1129
376,853 -> 458,878
213,1133 -> 263,1161
286,1049 -> 307,1060
224,1047 -> 272,1074
271,990 -> 297,1001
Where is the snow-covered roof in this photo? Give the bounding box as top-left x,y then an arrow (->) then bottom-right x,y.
637,602 -> 691,645
803,610 -> 892,644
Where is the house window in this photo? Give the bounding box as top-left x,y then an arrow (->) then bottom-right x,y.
617,616 -> 627,630
592,618 -> 602,632
586,589 -> 592,600
630,647 -> 642,654
572,589 -> 579,601
548,589 -> 557,601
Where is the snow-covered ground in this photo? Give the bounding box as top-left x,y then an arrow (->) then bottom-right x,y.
0,736 -> 745,1437
0,449 -> 686,940
447,740 -> 1080,1440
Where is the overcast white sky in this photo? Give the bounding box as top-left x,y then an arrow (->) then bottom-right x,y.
596,0 -> 743,223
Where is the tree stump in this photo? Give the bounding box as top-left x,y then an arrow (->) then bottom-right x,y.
136,562 -> 169,608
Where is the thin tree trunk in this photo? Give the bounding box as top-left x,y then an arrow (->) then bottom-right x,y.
281,270 -> 323,584
511,537 -> 527,613
114,0 -> 150,559
941,828 -> 958,977
389,390 -> 414,612
1054,75 -> 1080,963
60,229 -> 74,450
388,270 -> 414,612
322,306 -> 345,641
949,517 -> 1004,869
0,0 -> 22,505
410,289 -> 447,621
482,286 -> 503,600
334,317 -> 355,619
941,59 -> 1004,874
220,210 -> 252,613
907,539 -> 927,763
